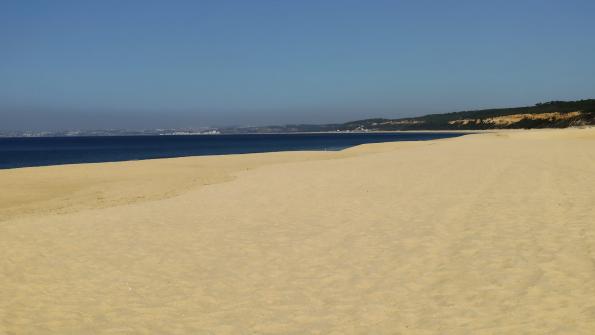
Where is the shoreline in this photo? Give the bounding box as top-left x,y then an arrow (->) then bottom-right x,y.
0,136 -> 447,222
0,131 -> 466,170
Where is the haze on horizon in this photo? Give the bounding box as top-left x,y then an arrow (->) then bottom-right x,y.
1,0 -> 594,131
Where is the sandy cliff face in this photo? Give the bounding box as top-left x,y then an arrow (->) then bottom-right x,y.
448,111 -> 583,126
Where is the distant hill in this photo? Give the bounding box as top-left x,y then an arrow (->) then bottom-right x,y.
4,99 -> 593,137
343,99 -> 595,131
221,99 -> 595,133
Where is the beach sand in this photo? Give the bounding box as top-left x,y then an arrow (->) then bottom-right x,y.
1,128 -> 594,334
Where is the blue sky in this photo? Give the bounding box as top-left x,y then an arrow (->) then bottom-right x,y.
1,0 -> 594,130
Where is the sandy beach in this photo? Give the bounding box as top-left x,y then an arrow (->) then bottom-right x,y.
1,128 -> 594,334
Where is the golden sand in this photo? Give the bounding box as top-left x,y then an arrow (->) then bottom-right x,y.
1,128 -> 595,334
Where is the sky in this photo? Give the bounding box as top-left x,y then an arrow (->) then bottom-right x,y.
1,0 -> 594,131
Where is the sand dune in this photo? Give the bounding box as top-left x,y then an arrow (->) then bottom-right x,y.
1,128 -> 595,334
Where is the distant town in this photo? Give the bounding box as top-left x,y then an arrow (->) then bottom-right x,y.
0,128 -> 222,138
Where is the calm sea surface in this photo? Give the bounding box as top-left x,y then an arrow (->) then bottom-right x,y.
0,132 -> 465,169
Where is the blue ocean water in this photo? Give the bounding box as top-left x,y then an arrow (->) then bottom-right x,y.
0,132 -> 465,169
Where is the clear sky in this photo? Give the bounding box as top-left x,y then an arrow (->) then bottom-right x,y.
1,0 -> 594,130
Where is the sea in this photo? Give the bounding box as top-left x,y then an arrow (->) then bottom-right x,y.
0,132 -> 465,169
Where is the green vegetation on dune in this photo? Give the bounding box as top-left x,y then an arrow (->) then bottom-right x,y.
342,99 -> 595,131
427,100 -> 591,129
222,99 -> 595,133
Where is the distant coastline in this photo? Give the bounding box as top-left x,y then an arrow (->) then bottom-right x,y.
2,99 -> 592,138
